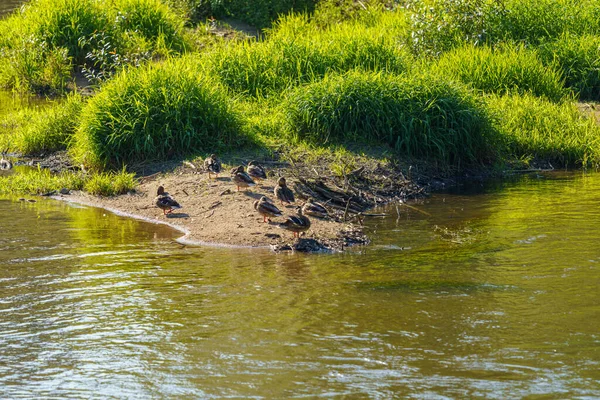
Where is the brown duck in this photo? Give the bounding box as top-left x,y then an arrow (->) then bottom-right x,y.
274,177 -> 295,204
247,161 -> 267,181
204,154 -> 221,179
231,165 -> 256,191
254,196 -> 283,223
302,198 -> 329,219
278,207 -> 311,238
155,186 -> 182,215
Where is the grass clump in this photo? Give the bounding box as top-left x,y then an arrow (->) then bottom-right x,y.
487,94 -> 600,168
0,93 -> 83,155
539,34 -> 600,101
283,70 -> 496,167
83,169 -> 138,196
432,45 -> 568,102
0,167 -> 136,196
210,13 -> 412,97
0,0 -> 187,94
72,58 -> 244,169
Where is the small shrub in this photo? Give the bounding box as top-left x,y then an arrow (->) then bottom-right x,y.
539,34 -> 600,101
72,58 -> 244,169
283,71 -> 496,166
433,44 -> 568,102
486,94 -> 600,167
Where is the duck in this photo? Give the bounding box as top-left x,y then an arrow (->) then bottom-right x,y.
0,150 -> 12,170
0,157 -> 12,171
278,206 -> 311,238
274,176 -> 295,204
155,185 -> 182,215
231,165 -> 256,191
302,198 -> 329,219
204,154 -> 221,179
254,196 -> 283,223
247,160 -> 267,181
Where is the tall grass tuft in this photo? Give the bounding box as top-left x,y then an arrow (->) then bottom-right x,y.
0,93 -> 83,155
0,0 -> 188,94
539,34 -> 600,101
209,13 -> 412,97
283,71 -> 497,166
72,58 -> 244,169
432,44 -> 568,102
486,93 -> 600,167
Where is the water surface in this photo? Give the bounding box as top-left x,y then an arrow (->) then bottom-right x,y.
1,172 -> 599,398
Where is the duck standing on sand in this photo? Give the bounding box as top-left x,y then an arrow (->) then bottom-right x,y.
247,161 -> 267,181
279,207 -> 311,238
254,196 -> 283,223
204,154 -> 221,179
231,165 -> 256,192
274,177 -> 295,204
302,198 -> 329,219
155,185 -> 182,215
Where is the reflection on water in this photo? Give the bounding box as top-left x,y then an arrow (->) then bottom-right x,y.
1,172 -> 599,398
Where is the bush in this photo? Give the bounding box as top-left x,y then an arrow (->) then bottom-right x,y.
0,0 -> 187,94
539,34 -> 600,101
433,44 -> 568,102
0,93 -> 83,155
487,94 -> 600,167
210,13 -> 413,97
283,71 -> 496,166
72,58 -> 244,169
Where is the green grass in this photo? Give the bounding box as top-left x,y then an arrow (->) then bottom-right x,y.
72,57 -> 245,169
0,167 -> 137,196
432,44 -> 568,102
282,70 -> 497,166
0,0 -> 188,94
208,13 -> 412,97
0,93 -> 83,155
487,93 -> 600,167
539,34 -> 600,101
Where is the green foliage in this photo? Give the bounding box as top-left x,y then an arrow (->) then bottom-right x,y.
83,169 -> 138,196
210,13 -> 413,97
487,94 -> 600,167
487,0 -> 600,45
0,167 -> 86,195
72,58 -> 244,169
538,34 -> 600,101
283,70 -> 496,166
0,93 -> 83,155
0,0 -> 187,94
0,167 -> 136,196
433,44 -> 568,102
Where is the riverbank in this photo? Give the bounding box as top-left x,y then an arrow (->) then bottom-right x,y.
49,154 -> 424,252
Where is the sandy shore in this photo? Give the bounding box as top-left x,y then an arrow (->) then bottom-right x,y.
54,169 -> 365,251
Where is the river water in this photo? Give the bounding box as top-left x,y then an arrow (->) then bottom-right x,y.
1,172 -> 599,398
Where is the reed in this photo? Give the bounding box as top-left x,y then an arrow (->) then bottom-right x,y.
283,70 -> 497,166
